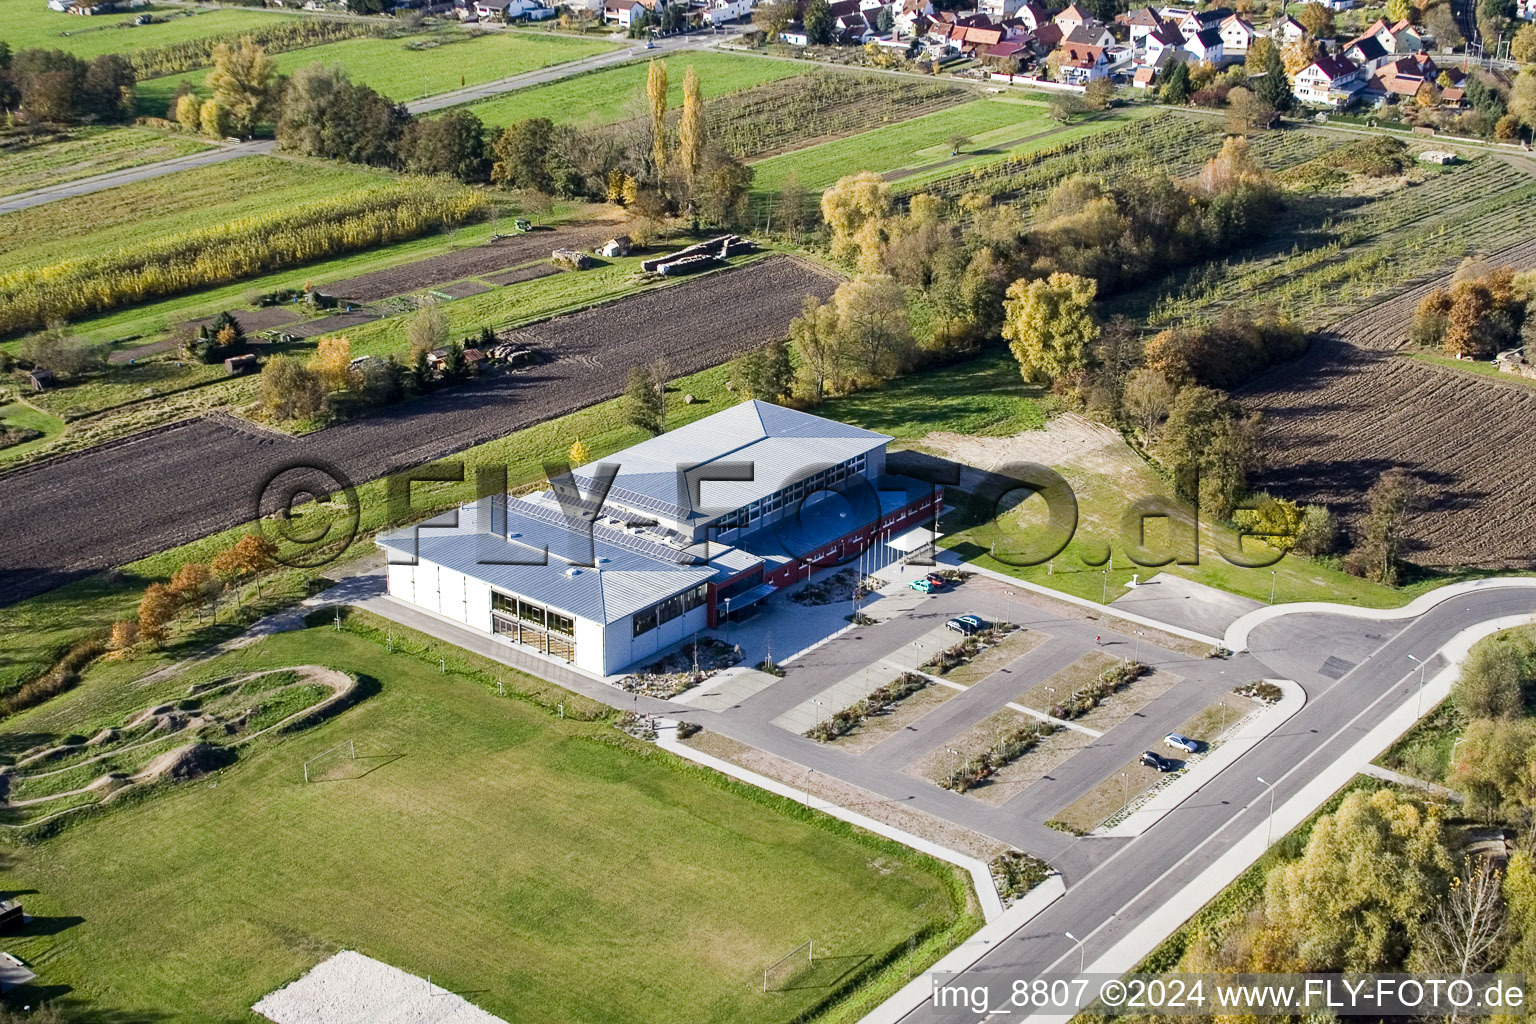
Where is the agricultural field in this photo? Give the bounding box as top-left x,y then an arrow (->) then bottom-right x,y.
136,27 -> 620,115
0,156 -> 485,336
0,0 -> 301,59
749,96 -> 1058,196
0,624 -> 969,1023
0,256 -> 839,608
0,126 -> 211,199
462,49 -> 809,129
1245,234 -> 1536,569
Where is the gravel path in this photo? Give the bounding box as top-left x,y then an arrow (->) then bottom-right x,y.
0,257 -> 838,607
253,950 -> 506,1024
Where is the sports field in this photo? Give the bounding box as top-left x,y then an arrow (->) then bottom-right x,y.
0,624 -> 969,1023
749,97 -> 1059,195
137,29 -> 619,115
0,0 -> 301,58
0,126 -> 210,199
463,50 -> 809,128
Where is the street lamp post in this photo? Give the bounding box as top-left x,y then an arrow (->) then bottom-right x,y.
1133,630 -> 1143,663
723,596 -> 734,644
1119,770 -> 1129,817
1269,570 -> 1277,605
1450,736 -> 1467,777
1101,569 -> 1108,605
1257,775 -> 1276,847
1064,931 -> 1085,973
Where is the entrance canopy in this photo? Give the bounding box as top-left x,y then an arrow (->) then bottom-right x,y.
887,526 -> 938,553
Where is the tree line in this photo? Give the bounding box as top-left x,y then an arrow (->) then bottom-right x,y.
0,42 -> 136,124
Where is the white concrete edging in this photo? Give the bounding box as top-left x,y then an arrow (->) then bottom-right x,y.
1096,679 -> 1304,839
1223,577 -> 1536,653
1056,612 -> 1536,1006
654,723 -> 1005,921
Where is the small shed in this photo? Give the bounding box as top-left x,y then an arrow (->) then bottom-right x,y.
600,235 -> 632,258
25,369 -> 55,391
0,901 -> 22,934
462,347 -> 486,369
223,353 -> 259,375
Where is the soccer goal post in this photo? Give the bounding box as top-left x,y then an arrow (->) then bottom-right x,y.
302,739 -> 355,783
763,940 -> 813,993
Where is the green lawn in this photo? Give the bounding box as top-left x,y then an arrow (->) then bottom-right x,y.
0,625 -> 971,1024
0,126 -> 211,199
0,155 -> 396,278
137,29 -> 621,116
462,49 -> 809,128
0,399 -> 65,461
748,97 -> 1056,195
815,347 -> 1046,439
1409,349 -> 1536,390
0,0 -> 300,59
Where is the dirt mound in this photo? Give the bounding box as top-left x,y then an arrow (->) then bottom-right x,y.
136,742 -> 236,783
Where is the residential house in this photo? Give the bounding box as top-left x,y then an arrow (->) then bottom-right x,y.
780,21 -> 809,42
984,38 -> 1030,62
1294,53 -> 1364,107
1014,0 -> 1050,29
1519,0 -> 1534,20
1140,22 -> 1187,65
1352,16 -> 1424,54
602,0 -> 653,25
1316,0 -> 1357,10
893,0 -> 933,36
1058,40 -> 1110,82
1344,34 -> 1391,70
1271,14 -> 1306,44
601,235 -> 633,258
978,0 -> 1022,18
1157,5 -> 1196,35
1064,19 -> 1114,46
1184,25 -> 1223,62
1122,6 -> 1169,45
700,0 -> 751,23
1218,13 -> 1256,54
1053,2 -> 1092,32
1030,21 -> 1065,50
1133,64 -> 1159,87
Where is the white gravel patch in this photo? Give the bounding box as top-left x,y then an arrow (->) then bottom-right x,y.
252,950 -> 507,1024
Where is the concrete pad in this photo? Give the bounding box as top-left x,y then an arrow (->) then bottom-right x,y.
670,667 -> 783,710
0,953 -> 35,991
1110,573 -> 1263,636
773,663 -> 909,735
880,625 -> 962,672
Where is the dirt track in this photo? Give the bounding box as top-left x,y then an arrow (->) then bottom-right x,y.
0,257 -> 839,607
1244,236 -> 1536,568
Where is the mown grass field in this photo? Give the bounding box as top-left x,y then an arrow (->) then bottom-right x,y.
0,126 -> 211,198
748,97 -> 1056,195
0,155 -> 398,279
0,400 -> 65,461
462,49 -> 809,128
136,28 -> 620,115
0,625 -> 970,1024
0,0 -> 300,58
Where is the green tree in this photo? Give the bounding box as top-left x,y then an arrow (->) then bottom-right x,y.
1295,1 -> 1336,36
789,295 -> 843,402
624,363 -> 666,435
205,37 -> 273,138
1386,0 -> 1411,20
1122,366 -> 1176,441
174,91 -> 201,133
755,0 -> 795,40
1157,386 -> 1261,519
729,340 -> 794,401
1513,24 -> 1536,65
805,0 -> 835,44
407,297 -> 449,355
1253,42 -> 1294,112
1002,271 -> 1099,384
490,117 -> 557,192
198,98 -> 230,139
1453,637 -> 1528,720
1262,788 -> 1453,971
1161,60 -> 1192,105
1293,504 -> 1339,557
1351,468 -> 1419,585
258,353 -> 326,422
399,110 -> 486,182
1511,69 -> 1536,131
832,274 -> 915,387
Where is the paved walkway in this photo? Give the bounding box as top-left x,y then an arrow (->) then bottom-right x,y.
0,139 -> 274,214
1359,762 -> 1463,802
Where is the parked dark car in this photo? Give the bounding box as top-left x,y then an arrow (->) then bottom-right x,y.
1140,751 -> 1177,772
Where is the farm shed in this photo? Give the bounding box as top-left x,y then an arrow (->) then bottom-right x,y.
601,235 -> 632,258
25,369 -> 56,391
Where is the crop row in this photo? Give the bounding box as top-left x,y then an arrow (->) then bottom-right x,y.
0,180 -> 488,335
129,18 -> 386,79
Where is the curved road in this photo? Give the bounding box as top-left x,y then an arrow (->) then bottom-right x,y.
894,583 -> 1536,1022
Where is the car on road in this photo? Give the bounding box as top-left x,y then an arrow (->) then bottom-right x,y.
909,578 -> 936,593
1164,733 -> 1199,754
1141,751 -> 1177,772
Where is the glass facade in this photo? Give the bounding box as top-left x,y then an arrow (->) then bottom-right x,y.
633,583 -> 708,637
711,454 -> 867,533
492,590 -> 575,661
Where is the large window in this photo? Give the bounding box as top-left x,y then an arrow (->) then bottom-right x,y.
491,590 -> 576,662
633,607 -> 658,636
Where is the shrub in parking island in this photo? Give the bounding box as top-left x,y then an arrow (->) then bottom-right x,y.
1048,660 -> 1149,721
806,672 -> 930,742
990,850 -> 1052,901
941,720 -> 1060,792
921,623 -> 1017,675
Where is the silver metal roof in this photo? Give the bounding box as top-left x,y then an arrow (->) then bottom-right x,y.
573,400 -> 891,523
377,497 -> 719,625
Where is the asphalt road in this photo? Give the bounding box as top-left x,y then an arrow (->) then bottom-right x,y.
0,32 -> 719,215
896,585 -> 1536,1022
0,257 -> 836,606
0,140 -> 276,215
